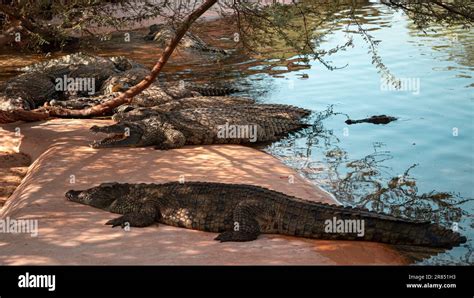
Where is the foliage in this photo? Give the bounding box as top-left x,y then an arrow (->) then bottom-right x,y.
1,0 -> 472,54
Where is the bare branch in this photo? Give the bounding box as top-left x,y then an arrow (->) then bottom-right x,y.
45,0 -> 218,118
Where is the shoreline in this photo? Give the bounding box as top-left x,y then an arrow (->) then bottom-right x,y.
0,119 -> 409,265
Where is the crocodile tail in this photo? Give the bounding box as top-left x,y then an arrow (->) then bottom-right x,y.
320,205 -> 467,248
365,219 -> 467,248
189,86 -> 240,96
289,203 -> 467,262
393,245 -> 452,263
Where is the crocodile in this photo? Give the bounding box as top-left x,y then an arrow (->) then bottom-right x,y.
19,52 -> 135,73
48,85 -> 191,110
65,181 -> 467,261
145,24 -> 229,55
345,115 -> 397,125
5,67 -> 111,109
37,54 -> 239,108
112,96 -> 256,121
0,53 -> 138,110
62,63 -> 120,97
0,71 -> 57,110
24,53 -> 145,97
89,104 -> 311,149
1,52 -> 238,111
100,68 -> 239,98
49,82 -> 243,111
50,94 -> 254,113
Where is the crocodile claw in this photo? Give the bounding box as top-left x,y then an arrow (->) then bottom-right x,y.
214,232 -> 234,242
106,216 -> 130,228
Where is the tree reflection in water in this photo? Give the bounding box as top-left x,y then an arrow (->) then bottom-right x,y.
266,106 -> 473,264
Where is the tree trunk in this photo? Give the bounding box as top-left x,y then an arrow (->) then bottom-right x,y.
46,0 -> 218,118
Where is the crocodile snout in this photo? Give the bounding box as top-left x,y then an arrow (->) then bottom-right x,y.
65,190 -> 82,201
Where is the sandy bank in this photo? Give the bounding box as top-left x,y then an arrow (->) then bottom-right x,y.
0,119 -> 408,265
0,151 -> 30,206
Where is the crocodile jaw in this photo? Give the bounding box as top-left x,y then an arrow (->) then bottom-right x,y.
66,183 -> 122,209
90,124 -> 143,148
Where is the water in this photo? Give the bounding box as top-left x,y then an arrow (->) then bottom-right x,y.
0,2 -> 472,264
258,5 -> 474,265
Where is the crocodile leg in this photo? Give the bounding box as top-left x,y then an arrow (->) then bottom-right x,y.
154,128 -> 186,150
106,203 -> 159,228
215,200 -> 261,242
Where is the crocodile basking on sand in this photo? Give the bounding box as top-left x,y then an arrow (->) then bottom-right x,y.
50,78 -> 241,109
48,82 -> 242,115
0,53 -> 135,110
345,115 -> 397,125
98,67 -> 239,96
0,71 -> 57,110
1,52 -> 239,111
90,104 -> 311,149
18,52 -> 136,74
112,96 -> 256,121
66,181 -> 467,261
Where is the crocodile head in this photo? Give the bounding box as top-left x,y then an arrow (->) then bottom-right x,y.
90,122 -> 145,148
90,117 -> 168,148
66,182 -> 130,209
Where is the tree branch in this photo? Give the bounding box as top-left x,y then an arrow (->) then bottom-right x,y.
45,0 -> 218,118
431,0 -> 474,21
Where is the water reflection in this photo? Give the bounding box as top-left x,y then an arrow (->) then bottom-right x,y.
266,106 -> 472,264
407,23 -> 474,84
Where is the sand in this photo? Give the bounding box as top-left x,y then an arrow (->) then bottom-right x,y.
0,150 -> 30,206
0,119 -> 408,265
